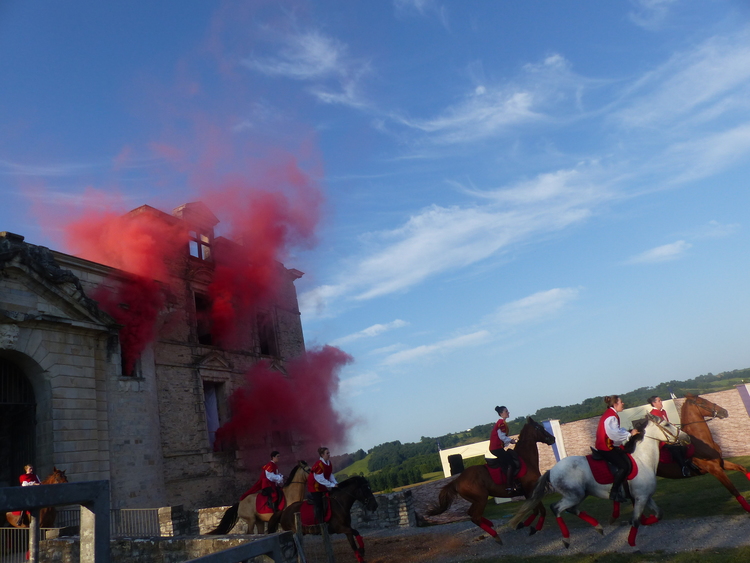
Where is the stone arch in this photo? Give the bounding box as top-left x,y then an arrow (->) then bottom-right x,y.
0,352 -> 51,487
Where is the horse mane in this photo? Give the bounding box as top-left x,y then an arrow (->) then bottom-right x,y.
623,418 -> 647,454
336,475 -> 368,489
284,460 -> 308,486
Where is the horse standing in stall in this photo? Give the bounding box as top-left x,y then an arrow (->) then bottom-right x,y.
657,393 -> 750,511
426,417 -> 556,544
5,467 -> 68,528
509,414 -> 690,548
209,460 -> 311,535
268,476 -> 378,563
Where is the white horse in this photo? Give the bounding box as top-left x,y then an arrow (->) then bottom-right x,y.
509,413 -> 689,548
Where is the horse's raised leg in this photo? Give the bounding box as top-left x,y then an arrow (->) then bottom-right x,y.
694,459 -> 750,512
468,498 -> 502,544
550,498 -> 581,549
565,507 -> 603,535
344,530 -> 365,563
627,496 -> 651,547
721,460 -> 750,481
638,496 -> 661,526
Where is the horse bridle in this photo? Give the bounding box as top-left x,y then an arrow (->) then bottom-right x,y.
678,398 -> 720,428
646,418 -> 683,445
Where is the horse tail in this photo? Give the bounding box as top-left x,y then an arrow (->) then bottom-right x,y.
507,471 -> 552,529
425,479 -> 459,516
207,503 -> 239,535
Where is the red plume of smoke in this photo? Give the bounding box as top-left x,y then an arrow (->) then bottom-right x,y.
215,346 -> 353,456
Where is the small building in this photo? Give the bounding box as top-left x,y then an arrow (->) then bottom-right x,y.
0,202 -> 307,509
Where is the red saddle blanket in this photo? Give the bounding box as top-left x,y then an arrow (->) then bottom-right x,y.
239,478 -> 285,514
486,458 -> 528,486
658,443 -> 696,464
586,454 -> 638,484
300,499 -> 332,526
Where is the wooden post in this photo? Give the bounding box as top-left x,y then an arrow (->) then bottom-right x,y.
293,513 -> 307,563
320,522 -> 335,563
29,509 -> 40,563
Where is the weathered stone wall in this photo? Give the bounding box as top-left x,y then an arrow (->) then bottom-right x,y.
350,490 -> 417,529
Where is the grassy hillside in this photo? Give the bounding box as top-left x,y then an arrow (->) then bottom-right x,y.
335,454 -> 373,478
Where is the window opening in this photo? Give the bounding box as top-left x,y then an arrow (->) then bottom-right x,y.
189,231 -> 212,261
257,310 -> 279,357
194,292 -> 213,345
203,381 -> 223,449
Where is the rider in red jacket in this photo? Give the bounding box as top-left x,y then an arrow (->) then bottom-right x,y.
594,396 -> 639,502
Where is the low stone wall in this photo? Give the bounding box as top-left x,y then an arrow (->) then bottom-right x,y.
41,536 -> 268,563
350,490 -> 416,529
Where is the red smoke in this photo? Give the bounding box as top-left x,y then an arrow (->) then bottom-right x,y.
215,346 -> 353,456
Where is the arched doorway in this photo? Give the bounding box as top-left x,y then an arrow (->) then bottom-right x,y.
0,357 -> 36,487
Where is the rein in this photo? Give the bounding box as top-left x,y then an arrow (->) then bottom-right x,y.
644,420 -> 682,445
677,399 -> 720,429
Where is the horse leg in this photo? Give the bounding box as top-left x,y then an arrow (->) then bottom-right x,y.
550,498 -> 582,549
639,496 -> 661,526
722,460 -> 750,481
533,503 -> 546,534
343,530 -> 364,563
695,459 -> 750,512
565,507 -> 603,535
467,498 -> 502,545
627,495 -> 651,547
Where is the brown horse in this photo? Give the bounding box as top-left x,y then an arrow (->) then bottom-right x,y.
208,460 -> 311,534
267,476 -> 378,563
5,467 -> 68,528
657,393 -> 750,511
426,417 -> 556,544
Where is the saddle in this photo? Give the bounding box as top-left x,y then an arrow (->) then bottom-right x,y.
587,448 -> 638,485
301,495 -> 332,526
485,457 -> 527,486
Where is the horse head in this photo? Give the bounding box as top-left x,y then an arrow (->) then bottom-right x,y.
685,393 -> 728,420
45,467 -> 68,485
643,413 -> 690,445
344,476 -> 378,512
526,417 -> 556,446
284,460 -> 311,486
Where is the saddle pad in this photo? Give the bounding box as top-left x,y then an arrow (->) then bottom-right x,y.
585,454 -> 638,484
658,443 -> 696,464
486,458 -> 527,486
240,477 -> 263,501
300,499 -> 332,526
255,493 -> 287,515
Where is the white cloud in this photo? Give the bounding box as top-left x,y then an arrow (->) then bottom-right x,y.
691,220 -> 740,240
628,0 -> 679,30
339,372 -> 382,398
382,330 -> 490,365
626,240 -> 692,264
331,319 -> 409,345
490,288 -> 580,327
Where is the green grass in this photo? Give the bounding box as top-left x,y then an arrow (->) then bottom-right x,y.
471,547 -> 750,563
481,455 -> 750,525
335,454 -> 373,478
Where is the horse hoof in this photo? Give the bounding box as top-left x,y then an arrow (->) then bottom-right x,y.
562,539 -> 570,549
515,522 -> 525,530
608,516 -> 617,525
528,527 -> 536,536
595,525 -> 604,536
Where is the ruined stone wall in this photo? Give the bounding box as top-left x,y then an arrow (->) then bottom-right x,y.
350,490 -> 417,529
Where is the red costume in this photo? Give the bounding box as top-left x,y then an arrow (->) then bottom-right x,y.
307,459 -> 335,492
261,461 -> 281,489
595,408 -> 620,451
20,473 -> 41,486
489,418 -> 510,451
650,407 -> 668,421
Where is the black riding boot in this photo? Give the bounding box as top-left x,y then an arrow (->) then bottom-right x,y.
609,470 -> 628,503
505,465 -> 518,495
669,445 -> 693,477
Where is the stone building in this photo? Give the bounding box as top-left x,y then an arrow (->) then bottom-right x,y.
0,202 -> 307,509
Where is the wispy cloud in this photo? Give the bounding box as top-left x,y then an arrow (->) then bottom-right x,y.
628,0 -> 679,30
382,330 -> 490,365
489,288 -> 580,327
690,220 -> 740,240
331,319 -> 409,346
243,27 -> 370,108
339,371 -> 382,398
0,158 -> 115,177
626,240 -> 692,264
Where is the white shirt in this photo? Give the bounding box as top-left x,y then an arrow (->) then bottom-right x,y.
496,420 -> 512,447
265,469 -> 284,486
604,409 -> 632,446
313,458 -> 338,489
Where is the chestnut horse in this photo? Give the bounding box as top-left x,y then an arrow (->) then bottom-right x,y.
5,467 -> 68,528
208,460 -> 311,535
267,476 -> 378,563
426,417 -> 556,544
657,393 -> 750,511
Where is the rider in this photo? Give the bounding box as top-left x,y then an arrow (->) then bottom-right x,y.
16,464 -> 41,525
307,446 -> 338,523
489,406 -> 520,495
648,395 -> 696,477
595,395 -> 640,503
260,451 -> 285,512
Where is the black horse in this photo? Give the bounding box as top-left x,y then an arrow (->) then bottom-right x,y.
268,475 -> 378,563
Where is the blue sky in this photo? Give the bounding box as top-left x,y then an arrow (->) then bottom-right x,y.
2,1 -> 750,452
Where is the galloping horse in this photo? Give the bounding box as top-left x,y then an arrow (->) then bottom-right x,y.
5,467 -> 68,528
509,414 -> 689,548
268,476 -> 378,563
657,393 -> 750,511
209,460 -> 311,535
426,417 -> 555,543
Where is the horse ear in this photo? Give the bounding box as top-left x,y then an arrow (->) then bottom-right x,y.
527,416 -> 533,423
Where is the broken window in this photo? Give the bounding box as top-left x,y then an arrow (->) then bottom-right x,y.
257,310 -> 279,357
189,231 -> 212,261
194,292 -> 213,345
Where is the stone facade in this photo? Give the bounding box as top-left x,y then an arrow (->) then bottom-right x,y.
0,201 -> 308,510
